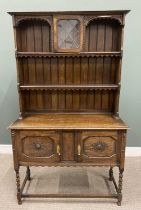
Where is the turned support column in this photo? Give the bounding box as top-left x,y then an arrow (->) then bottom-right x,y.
109,166 -> 113,181
26,166 -> 31,181
15,168 -> 22,205
117,169 -> 124,206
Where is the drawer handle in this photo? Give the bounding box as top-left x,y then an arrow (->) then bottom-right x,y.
78,144 -> 81,155
57,145 -> 61,156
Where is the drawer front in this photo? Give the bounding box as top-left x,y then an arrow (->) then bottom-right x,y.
78,131 -> 119,165
17,131 -> 61,163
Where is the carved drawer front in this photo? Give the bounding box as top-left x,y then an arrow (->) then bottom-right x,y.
78,131 -> 119,165
17,131 -> 61,163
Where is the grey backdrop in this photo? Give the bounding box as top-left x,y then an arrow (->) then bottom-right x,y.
0,0 -> 141,146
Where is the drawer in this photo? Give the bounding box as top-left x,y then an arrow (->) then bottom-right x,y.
16,130 -> 61,163
78,131 -> 119,165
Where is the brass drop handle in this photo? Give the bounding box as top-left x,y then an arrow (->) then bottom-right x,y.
77,144 -> 81,156
57,144 -> 61,156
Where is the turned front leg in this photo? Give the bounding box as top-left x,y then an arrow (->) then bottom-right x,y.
117,169 -> 124,206
109,167 -> 113,181
26,166 -> 31,180
15,168 -> 22,205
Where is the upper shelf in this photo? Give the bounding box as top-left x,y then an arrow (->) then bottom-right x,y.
19,84 -> 119,90
16,51 -> 122,58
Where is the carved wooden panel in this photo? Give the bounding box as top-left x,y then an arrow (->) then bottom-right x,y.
78,131 -> 118,164
22,136 -> 54,157
14,15 -> 52,27
84,15 -> 123,26
17,131 -> 60,162
83,136 -> 116,157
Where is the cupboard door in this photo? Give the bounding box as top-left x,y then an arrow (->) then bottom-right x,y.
17,130 -> 61,163
54,15 -> 83,52
77,131 -> 119,165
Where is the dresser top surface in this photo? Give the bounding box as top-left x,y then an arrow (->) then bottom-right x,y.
9,114 -> 128,130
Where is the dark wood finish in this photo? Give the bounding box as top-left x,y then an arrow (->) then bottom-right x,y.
9,10 -> 129,205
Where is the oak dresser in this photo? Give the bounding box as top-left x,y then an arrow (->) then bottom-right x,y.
8,10 -> 129,205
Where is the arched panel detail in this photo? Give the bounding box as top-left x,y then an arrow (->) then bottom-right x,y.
85,16 -> 123,26
15,16 -> 52,27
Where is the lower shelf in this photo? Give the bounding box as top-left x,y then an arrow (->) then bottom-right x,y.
22,193 -> 117,198
16,166 -> 122,205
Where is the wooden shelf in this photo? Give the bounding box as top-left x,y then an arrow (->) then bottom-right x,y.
19,84 -> 119,90
16,51 -> 122,58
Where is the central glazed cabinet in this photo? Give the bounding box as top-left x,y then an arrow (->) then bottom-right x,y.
9,10 -> 129,205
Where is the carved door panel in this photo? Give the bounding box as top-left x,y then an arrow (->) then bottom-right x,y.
77,131 -> 119,165
17,130 -> 61,163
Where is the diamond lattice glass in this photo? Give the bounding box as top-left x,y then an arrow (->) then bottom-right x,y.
57,19 -> 80,49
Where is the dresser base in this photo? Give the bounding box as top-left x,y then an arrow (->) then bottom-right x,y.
10,114 -> 127,205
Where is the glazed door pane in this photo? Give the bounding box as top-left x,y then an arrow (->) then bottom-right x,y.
54,16 -> 83,52
57,19 -> 80,49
